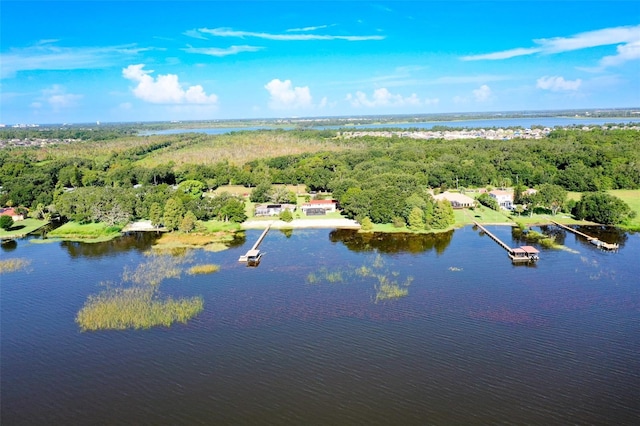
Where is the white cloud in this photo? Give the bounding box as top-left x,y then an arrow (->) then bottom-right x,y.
183,45 -> 263,57
45,85 -> 83,110
462,47 -> 541,61
1,42 -> 153,79
183,29 -> 208,40
346,88 -> 426,107
122,64 -> 218,105
473,85 -> 492,102
264,79 -> 313,110
31,85 -> 83,112
286,25 -> 332,33
198,27 -> 384,41
461,24 -> 640,67
599,39 -> 640,68
536,76 -> 582,92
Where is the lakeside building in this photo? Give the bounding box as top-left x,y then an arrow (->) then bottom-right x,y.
489,190 -> 514,210
300,200 -> 337,215
433,191 -> 475,209
0,207 -> 25,221
254,203 -> 296,217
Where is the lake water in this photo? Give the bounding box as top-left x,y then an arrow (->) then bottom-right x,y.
2,226 -> 639,425
141,117 -> 640,136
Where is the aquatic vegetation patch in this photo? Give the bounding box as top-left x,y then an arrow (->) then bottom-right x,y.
375,275 -> 413,303
76,286 -> 203,331
77,252 -> 205,331
153,231 -> 234,252
187,264 -> 221,275
0,258 -> 32,273
123,253 -> 191,286
306,254 -> 413,302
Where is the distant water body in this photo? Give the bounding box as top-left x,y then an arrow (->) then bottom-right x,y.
141,116 -> 640,136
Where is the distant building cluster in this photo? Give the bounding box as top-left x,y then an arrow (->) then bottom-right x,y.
0,138 -> 82,148
339,125 -> 640,141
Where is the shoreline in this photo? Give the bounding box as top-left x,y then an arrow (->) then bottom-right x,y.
240,218 -> 361,230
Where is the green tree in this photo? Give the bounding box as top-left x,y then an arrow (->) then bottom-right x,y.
250,182 -> 272,203
537,183 -> 567,215
149,202 -> 163,228
219,197 -> 247,223
0,215 -> 14,230
177,180 -> 206,198
477,193 -> 499,211
179,211 -> 198,233
408,207 -> 425,231
279,209 -> 293,222
163,198 -> 185,231
572,192 -> 633,225
360,216 -> 373,231
430,200 -> 455,229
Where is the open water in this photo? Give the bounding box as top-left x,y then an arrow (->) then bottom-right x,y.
141,117 -> 640,136
1,226 -> 639,425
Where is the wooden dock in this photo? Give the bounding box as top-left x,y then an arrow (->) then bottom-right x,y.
238,224 -> 271,264
473,221 -> 540,263
550,220 -> 619,251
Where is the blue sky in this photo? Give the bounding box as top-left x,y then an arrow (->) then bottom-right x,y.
1,0 -> 639,124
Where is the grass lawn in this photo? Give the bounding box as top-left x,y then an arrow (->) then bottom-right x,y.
199,220 -> 241,233
611,189 -> 640,228
0,218 -> 49,239
458,207 -> 513,224
47,222 -> 122,243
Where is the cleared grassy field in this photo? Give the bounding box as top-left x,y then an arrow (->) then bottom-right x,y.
47,222 -> 122,242
137,132 -> 350,167
0,218 -> 48,239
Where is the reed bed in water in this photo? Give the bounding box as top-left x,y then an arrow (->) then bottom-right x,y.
306,254 -> 413,302
76,286 -> 204,331
76,252 -> 205,331
0,258 -> 32,273
187,264 -> 220,275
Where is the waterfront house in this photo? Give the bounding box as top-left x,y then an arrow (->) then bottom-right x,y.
0,207 -> 24,221
489,190 -> 514,210
301,199 -> 337,215
254,203 -> 296,217
433,191 -> 475,209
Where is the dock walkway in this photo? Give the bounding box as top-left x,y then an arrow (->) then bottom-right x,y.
473,221 -> 540,263
550,220 -> 618,251
239,223 -> 271,263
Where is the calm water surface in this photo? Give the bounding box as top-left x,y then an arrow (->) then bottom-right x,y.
2,226 -> 639,425
141,117 -> 640,136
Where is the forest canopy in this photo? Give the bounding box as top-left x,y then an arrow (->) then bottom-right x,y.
1,127 -> 638,226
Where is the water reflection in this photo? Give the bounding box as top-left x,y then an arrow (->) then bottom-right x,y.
329,229 -> 453,254
60,232 -> 160,258
1,239 -> 18,252
57,231 -> 246,259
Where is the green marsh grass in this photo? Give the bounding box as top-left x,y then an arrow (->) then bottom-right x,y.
187,264 -> 221,275
47,222 -> 122,242
0,258 -> 32,273
123,252 -> 190,286
306,254 -> 414,303
374,275 -> 413,302
76,286 -> 203,331
77,251 -> 205,331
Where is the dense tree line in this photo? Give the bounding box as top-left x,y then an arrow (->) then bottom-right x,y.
1,128 -> 638,226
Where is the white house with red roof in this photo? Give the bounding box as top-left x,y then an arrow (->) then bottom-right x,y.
0,207 -> 24,221
300,199 -> 337,215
